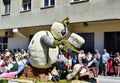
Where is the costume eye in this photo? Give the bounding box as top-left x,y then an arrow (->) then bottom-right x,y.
61,28 -> 66,36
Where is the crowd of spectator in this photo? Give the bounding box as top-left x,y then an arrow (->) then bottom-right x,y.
0,48 -> 120,81
57,49 -> 120,77
0,49 -> 29,78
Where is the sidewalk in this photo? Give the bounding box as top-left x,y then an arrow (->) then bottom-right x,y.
97,75 -> 120,80
8,79 -> 34,83
0,79 -> 34,83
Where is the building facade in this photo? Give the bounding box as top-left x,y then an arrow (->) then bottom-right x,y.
0,0 -> 120,53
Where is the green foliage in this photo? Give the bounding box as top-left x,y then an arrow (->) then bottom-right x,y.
0,79 -> 8,83
34,79 -> 71,83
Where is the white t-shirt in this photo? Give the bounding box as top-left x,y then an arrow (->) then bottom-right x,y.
6,63 -> 13,71
58,54 -> 65,59
78,53 -> 85,59
68,59 -> 72,66
80,68 -> 87,74
5,52 -> 11,56
78,53 -> 85,64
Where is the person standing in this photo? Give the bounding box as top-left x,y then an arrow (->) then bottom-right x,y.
101,49 -> 110,76
68,56 -> 72,70
94,49 -> 101,74
87,52 -> 93,62
5,49 -> 11,57
114,52 -> 120,76
78,50 -> 85,64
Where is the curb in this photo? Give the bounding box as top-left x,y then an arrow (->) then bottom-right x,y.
98,76 -> 120,80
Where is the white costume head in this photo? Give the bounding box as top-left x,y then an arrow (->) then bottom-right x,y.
51,17 -> 70,40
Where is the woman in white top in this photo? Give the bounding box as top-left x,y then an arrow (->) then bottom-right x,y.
87,52 -> 93,62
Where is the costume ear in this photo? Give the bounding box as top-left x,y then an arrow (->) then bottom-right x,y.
62,17 -> 70,28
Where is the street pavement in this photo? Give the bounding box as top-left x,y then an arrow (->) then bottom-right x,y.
6,76 -> 120,83
97,76 -> 120,83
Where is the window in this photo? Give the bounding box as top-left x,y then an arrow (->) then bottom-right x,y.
74,0 -> 80,2
44,0 -> 54,7
104,32 -> 120,53
78,33 -> 94,52
3,0 -> 10,14
0,37 -> 8,51
22,0 -> 31,11
73,0 -> 88,2
71,0 -> 89,4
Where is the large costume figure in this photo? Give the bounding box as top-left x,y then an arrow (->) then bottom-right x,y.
28,18 -> 85,80
28,17 -> 85,69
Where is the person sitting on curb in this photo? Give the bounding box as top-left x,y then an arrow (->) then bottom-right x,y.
79,58 -> 90,80
78,58 -> 97,83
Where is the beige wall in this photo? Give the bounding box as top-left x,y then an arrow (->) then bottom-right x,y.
8,33 -> 29,50
20,20 -> 120,37
70,21 -> 120,53
71,21 -> 120,33
0,0 -> 120,51
0,30 -> 6,36
7,26 -> 51,50
18,26 -> 51,37
0,0 -> 120,29
1,20 -> 120,51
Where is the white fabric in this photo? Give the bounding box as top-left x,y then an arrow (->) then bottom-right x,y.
68,59 -> 72,67
58,54 -> 65,59
78,53 -> 85,58
80,68 -> 87,74
68,33 -> 85,48
28,31 -> 58,68
51,22 -> 65,40
0,60 -> 3,65
6,63 -> 13,71
66,64 -> 82,80
5,52 -> 11,56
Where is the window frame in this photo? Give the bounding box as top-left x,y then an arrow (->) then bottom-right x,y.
44,0 -> 55,7
77,32 -> 94,52
104,32 -> 120,53
71,0 -> 89,4
0,37 -> 8,51
22,0 -> 31,11
3,0 -> 11,15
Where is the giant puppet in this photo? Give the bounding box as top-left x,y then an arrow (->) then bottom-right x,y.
28,18 -> 85,80
28,17 -> 85,69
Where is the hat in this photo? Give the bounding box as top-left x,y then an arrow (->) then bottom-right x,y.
82,58 -> 89,63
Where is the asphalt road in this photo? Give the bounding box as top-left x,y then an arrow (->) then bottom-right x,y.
98,77 -> 120,83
